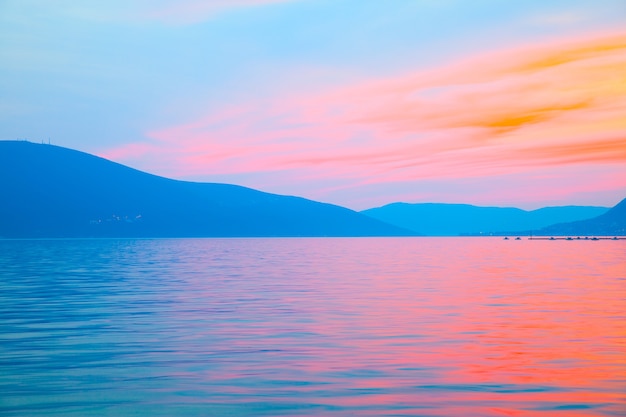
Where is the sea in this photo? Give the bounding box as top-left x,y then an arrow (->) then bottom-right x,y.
1,237 -> 624,417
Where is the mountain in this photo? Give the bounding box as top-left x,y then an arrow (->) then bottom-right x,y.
537,198 -> 626,236
0,141 -> 412,238
361,202 -> 609,236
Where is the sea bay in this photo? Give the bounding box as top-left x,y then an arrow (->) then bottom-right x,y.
1,237 -> 624,416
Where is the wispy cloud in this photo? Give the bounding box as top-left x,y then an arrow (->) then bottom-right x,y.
35,0 -> 298,25
101,30 -> 626,207
137,0 -> 298,24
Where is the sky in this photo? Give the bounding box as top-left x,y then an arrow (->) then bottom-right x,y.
1,0 -> 625,210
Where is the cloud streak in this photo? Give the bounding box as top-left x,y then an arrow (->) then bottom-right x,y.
138,0 -> 298,24
101,30 -> 626,208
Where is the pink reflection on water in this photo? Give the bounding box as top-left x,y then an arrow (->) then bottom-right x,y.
240,239 -> 621,415
3,238 -> 624,416
148,238 -> 626,415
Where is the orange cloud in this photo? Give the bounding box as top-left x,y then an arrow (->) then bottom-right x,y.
519,34 -> 626,72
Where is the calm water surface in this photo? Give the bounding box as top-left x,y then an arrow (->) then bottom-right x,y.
0,238 -> 624,416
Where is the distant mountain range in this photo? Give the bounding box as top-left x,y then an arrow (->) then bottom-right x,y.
361,202 -> 617,236
1,141 -> 623,238
0,141 -> 411,238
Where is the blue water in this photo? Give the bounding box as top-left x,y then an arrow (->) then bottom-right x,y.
1,238 -> 625,416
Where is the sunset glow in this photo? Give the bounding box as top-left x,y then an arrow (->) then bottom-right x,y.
2,1 -> 625,209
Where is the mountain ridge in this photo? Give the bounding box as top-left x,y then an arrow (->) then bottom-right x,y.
537,198 -> 626,236
0,140 -> 413,238
2,140 -> 621,238
361,202 -> 612,236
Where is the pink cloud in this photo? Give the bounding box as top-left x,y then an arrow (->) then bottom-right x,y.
100,30 -> 626,208
99,142 -> 157,161
138,0 -> 297,25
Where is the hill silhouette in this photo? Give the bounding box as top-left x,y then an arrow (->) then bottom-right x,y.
361,202 -> 609,236
537,198 -> 626,236
0,141 -> 412,238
